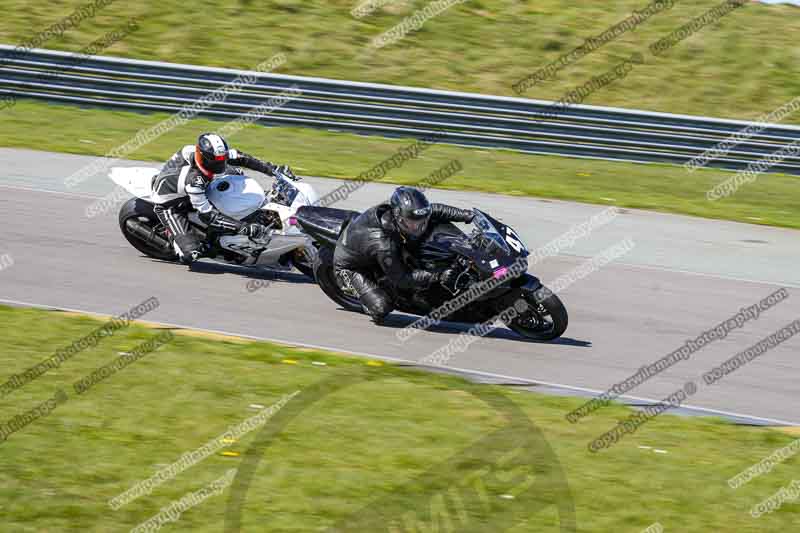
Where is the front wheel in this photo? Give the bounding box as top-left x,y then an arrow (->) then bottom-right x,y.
504,286 -> 568,341
313,246 -> 363,312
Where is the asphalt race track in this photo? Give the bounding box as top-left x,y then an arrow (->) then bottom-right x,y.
1,147 -> 798,425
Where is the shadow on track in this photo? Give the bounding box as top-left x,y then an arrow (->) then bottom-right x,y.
328,306 -> 591,347
141,255 -> 315,285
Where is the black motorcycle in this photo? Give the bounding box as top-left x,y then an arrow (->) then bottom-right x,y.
295,206 -> 568,341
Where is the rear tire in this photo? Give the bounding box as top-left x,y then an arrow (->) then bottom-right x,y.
313,247 -> 363,313
118,198 -> 177,262
504,286 -> 568,341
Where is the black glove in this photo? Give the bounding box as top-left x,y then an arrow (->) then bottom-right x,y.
436,268 -> 460,287
238,223 -> 270,240
264,162 -> 278,176
275,165 -> 298,180
464,211 -> 475,223
410,269 -> 437,288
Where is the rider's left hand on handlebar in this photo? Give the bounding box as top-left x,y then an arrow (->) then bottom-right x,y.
275,165 -> 298,180
437,268 -> 460,287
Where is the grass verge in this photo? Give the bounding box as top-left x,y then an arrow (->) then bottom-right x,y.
3,99 -> 799,230
1,305 -> 798,531
2,1 -> 800,123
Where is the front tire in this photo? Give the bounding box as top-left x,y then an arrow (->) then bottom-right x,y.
504,286 -> 568,341
118,198 -> 177,261
313,247 -> 363,312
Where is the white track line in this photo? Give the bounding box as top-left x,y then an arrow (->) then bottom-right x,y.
1,296 -> 797,428
613,260 -> 800,290
0,183 -> 102,200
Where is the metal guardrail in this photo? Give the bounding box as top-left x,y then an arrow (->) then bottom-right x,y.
2,45 -> 800,175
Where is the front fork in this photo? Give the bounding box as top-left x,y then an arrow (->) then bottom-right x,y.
491,274 -> 544,317
517,273 -> 543,295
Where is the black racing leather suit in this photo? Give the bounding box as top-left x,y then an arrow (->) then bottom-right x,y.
151,145 -> 277,263
333,202 -> 473,322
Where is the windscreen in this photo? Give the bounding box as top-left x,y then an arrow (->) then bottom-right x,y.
473,210 -> 510,254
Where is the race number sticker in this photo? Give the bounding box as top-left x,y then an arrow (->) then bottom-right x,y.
505,227 -> 525,253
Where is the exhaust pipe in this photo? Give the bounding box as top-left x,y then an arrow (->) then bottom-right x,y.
125,219 -> 171,250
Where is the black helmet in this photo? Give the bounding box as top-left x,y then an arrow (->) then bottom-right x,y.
390,186 -> 432,240
195,133 -> 229,175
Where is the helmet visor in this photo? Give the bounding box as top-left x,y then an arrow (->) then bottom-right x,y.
204,154 -> 227,174
397,215 -> 429,238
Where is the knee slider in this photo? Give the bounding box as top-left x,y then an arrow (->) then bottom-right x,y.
361,288 -> 393,319
174,234 -> 203,263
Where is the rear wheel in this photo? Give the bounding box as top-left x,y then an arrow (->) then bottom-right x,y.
504,286 -> 568,341
118,198 -> 177,261
313,247 -> 363,312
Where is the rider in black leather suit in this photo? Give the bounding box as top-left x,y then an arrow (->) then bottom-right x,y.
333,187 -> 474,323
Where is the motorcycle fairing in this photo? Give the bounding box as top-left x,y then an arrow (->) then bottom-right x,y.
205,174 -> 267,220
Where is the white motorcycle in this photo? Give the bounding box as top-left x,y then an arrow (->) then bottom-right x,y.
111,166 -> 319,277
